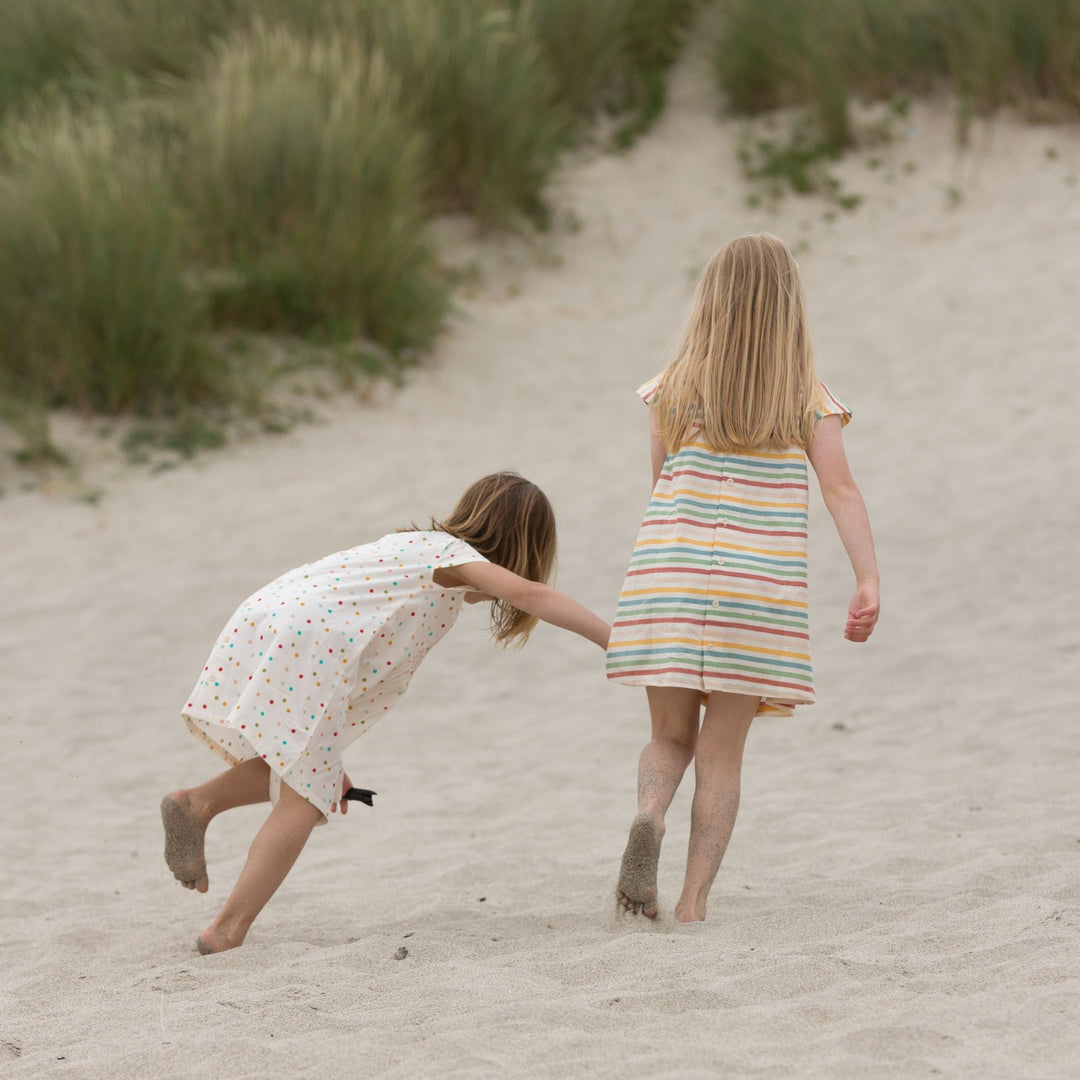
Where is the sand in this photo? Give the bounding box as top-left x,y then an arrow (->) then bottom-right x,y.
1,31 -> 1078,1080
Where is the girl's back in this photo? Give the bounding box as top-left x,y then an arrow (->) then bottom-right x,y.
606,235 -> 853,716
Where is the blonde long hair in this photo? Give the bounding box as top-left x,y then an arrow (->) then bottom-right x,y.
430,471 -> 557,648
652,234 -> 821,453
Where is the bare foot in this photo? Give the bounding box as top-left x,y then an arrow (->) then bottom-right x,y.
161,791 -> 210,893
616,813 -> 664,918
673,899 -> 706,923
196,925 -> 241,954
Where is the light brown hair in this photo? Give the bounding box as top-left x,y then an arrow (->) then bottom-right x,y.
652,233 -> 822,453
432,471 -> 557,647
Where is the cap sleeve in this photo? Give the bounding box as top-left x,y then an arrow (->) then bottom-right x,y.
636,374 -> 662,406
815,381 -> 852,426
439,536 -> 488,571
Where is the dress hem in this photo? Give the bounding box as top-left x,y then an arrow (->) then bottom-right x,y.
605,674 -> 811,716
182,712 -> 336,819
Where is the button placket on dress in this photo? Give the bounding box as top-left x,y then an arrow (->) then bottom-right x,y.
706,462 -> 731,625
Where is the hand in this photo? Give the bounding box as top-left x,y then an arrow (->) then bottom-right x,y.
845,581 -> 879,642
330,771 -> 354,816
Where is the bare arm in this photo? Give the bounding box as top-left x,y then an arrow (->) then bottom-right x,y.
806,415 -> 880,642
439,561 -> 610,649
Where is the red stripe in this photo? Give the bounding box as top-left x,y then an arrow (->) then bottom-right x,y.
723,570 -> 807,589
612,616 -> 706,630
611,616 -> 809,640
707,671 -> 812,693
608,665 -> 701,679
739,478 -> 807,492
706,621 -> 808,640
670,468 -> 807,491
821,384 -> 846,414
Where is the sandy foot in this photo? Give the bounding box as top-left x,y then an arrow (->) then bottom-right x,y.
616,813 -> 664,918
161,791 -> 209,893
195,928 -> 239,955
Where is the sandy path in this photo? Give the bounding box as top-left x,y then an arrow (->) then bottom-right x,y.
1,31 -> 1078,1080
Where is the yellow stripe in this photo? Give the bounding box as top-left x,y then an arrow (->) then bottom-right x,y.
633,537 -> 807,558
613,635 -> 810,661
618,585 -> 808,610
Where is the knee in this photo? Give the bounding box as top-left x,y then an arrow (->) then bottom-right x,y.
655,731 -> 696,760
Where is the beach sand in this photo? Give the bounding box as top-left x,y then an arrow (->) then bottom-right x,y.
1,33 -> 1078,1080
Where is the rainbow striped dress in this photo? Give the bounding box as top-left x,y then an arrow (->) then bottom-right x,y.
606,378 -> 851,717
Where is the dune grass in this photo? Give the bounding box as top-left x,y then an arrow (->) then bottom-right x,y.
352,0 -> 566,228
716,0 -> 1080,155
181,23 -> 443,348
0,0 -> 697,466
0,106 -> 212,418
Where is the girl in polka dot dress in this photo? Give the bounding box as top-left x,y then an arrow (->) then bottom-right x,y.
161,472 -> 610,954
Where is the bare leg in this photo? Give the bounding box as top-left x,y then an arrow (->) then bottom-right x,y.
161,758 -> 271,893
198,780 -> 323,953
674,691 -> 757,923
616,687 -> 701,918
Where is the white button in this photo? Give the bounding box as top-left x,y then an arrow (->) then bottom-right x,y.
726,477 -> 735,486
716,558 -> 725,566
719,518 -> 728,526
711,600 -> 720,609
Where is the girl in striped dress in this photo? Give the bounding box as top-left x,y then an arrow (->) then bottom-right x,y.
607,234 -> 879,922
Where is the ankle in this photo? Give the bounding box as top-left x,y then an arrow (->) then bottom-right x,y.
635,809 -> 666,834
202,914 -> 249,953
674,899 -> 706,923
674,886 -> 707,923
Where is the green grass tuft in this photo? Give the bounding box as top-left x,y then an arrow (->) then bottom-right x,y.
0,105 -> 213,417
180,22 -> 446,350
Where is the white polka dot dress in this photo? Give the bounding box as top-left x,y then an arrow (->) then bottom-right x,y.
182,531 -> 486,816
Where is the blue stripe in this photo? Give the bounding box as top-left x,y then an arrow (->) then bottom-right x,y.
609,646 -> 813,675
646,495 -> 807,521
614,597 -> 809,625
670,449 -> 808,475
629,546 -> 806,570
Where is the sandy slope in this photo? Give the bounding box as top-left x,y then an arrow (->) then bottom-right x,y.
1,31 -> 1078,1080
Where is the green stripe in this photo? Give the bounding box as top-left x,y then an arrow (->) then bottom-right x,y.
627,555 -> 807,579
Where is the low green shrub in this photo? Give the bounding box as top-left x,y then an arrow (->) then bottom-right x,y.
180,22 -> 445,348
715,0 -> 1080,151
358,0 -> 567,227
0,106 -> 212,416
0,0 -> 89,119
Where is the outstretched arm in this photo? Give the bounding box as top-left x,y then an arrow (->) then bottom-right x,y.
440,561 -> 610,649
806,415 -> 880,642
